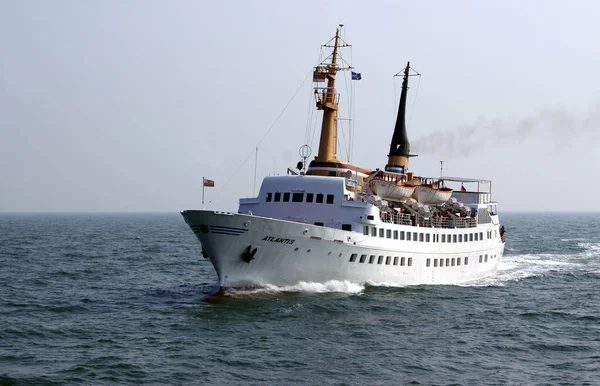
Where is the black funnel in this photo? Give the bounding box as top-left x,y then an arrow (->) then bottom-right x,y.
389,62 -> 411,158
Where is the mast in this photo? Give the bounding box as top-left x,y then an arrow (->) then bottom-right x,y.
386,61 -> 415,174
315,28 -> 341,162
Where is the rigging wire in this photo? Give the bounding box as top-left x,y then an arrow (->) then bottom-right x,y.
338,62 -> 349,161
209,70 -> 312,204
350,45 -> 354,162
341,50 -> 352,162
408,73 -> 421,130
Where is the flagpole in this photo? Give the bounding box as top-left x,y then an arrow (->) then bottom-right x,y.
202,176 -> 205,209
253,147 -> 258,196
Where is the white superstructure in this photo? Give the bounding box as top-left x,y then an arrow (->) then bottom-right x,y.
181,28 -> 505,289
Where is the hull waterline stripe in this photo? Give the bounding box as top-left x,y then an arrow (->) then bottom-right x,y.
211,230 -> 246,236
210,226 -> 248,233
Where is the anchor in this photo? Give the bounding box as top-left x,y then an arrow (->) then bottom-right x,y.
201,246 -> 209,259
241,245 -> 258,263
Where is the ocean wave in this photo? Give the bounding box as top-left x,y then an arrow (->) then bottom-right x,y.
465,248 -> 600,287
578,242 -> 600,256
226,280 -> 365,296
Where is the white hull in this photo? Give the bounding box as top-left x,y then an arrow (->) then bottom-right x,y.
414,185 -> 454,205
182,210 -> 504,288
370,179 -> 415,201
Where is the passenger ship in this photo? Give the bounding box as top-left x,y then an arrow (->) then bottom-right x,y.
182,28 -> 505,288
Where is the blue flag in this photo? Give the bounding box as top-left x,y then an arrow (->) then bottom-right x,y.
351,71 -> 362,81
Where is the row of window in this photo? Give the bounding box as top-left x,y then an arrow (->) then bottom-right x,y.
363,226 -> 496,243
427,257 -> 468,267
349,253 -> 500,267
349,253 -> 413,266
266,192 -> 335,204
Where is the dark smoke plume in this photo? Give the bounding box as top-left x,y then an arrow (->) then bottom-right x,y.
412,105 -> 600,158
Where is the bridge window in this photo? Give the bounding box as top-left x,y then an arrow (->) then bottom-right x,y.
283,192 -> 290,202
326,194 -> 334,204
266,193 -> 272,202
292,192 -> 303,202
316,194 -> 324,203
306,193 -> 314,203
274,192 -> 281,202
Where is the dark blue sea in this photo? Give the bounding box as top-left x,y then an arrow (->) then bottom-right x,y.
1,212 -> 599,385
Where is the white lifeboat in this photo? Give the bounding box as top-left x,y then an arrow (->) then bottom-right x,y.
370,178 -> 415,202
413,184 -> 453,204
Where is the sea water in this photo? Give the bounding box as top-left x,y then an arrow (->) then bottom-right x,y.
1,212 -> 599,385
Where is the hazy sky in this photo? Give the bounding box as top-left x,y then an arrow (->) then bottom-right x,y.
2,0 -> 600,212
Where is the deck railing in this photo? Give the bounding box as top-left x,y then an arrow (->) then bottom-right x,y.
380,212 -> 477,229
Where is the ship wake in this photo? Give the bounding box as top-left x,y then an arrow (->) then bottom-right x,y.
464,242 -> 600,287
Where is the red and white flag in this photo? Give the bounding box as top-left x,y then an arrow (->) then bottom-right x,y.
203,178 -> 214,187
